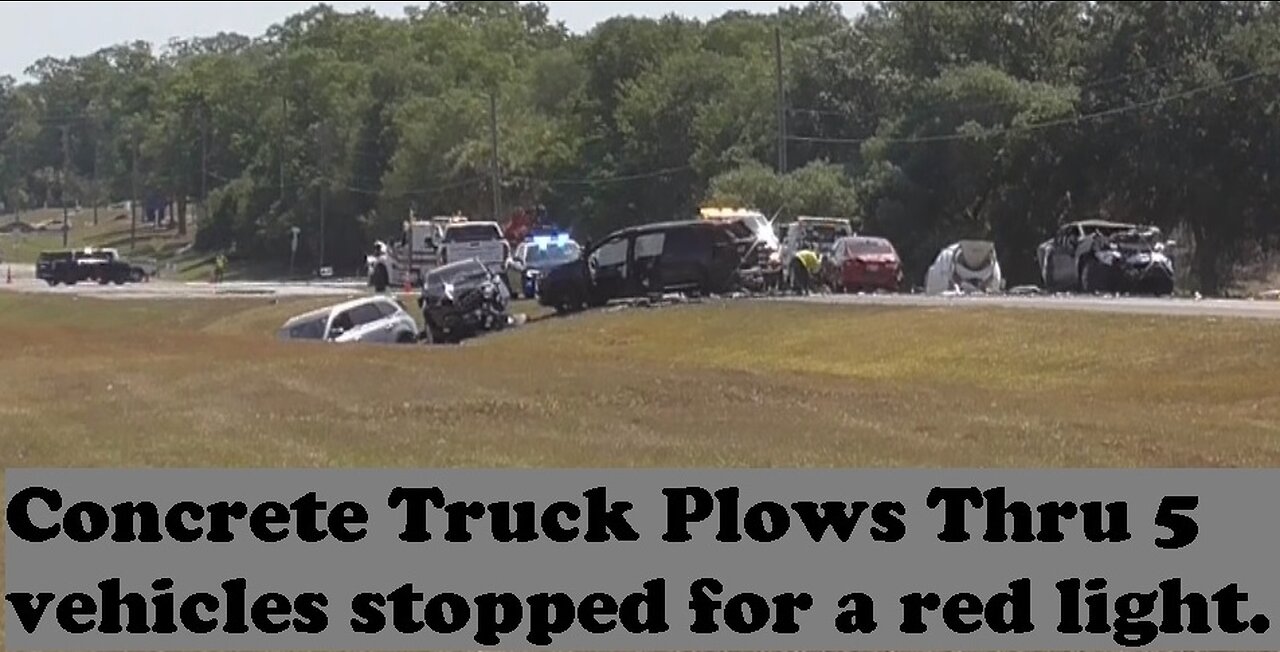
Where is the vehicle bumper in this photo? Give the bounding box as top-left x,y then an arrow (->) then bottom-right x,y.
841,269 -> 901,290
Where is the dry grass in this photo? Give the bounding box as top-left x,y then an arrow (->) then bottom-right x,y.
2,293 -> 1280,646
2,294 -> 1279,470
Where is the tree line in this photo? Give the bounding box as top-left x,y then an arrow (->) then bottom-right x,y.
1,1 -> 1278,290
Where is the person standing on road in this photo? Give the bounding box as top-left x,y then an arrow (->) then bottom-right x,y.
214,253 -> 227,284
791,248 -> 821,295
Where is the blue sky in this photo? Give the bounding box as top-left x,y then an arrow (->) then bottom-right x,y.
1,1 -> 867,80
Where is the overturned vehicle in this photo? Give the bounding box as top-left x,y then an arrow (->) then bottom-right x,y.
1037,220 -> 1175,296
924,240 -> 1005,295
418,258 -> 515,344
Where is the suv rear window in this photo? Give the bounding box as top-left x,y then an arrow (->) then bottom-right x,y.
444,224 -> 502,243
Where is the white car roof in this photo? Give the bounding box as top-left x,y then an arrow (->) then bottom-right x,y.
282,296 -> 393,328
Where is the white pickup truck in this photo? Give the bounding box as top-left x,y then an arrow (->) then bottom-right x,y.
438,221 -> 510,272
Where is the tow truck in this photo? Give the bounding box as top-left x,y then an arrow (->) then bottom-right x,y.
778,216 -> 857,287
367,214 -> 469,291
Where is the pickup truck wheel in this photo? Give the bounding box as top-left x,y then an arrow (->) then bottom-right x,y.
46,279 -> 57,287
98,277 -> 110,285
113,278 -> 125,285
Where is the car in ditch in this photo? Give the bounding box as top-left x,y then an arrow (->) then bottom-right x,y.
824,236 -> 904,293
508,232 -> 582,299
1036,220 -> 1176,296
924,240 -> 1005,295
418,258 -> 514,344
536,220 -> 747,313
277,295 -> 420,344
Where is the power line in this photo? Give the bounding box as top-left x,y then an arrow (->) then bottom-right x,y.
787,66 -> 1277,146
510,165 -> 693,187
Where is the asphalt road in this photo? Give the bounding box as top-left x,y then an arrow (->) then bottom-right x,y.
5,262 -> 1280,320
0,265 -> 365,300
777,291 -> 1280,320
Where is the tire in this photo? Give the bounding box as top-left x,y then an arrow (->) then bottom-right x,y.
371,265 -> 389,293
1080,259 -> 1113,294
421,322 -> 446,345
131,269 -> 144,283
1147,276 -> 1175,297
113,277 -> 125,286
396,331 -> 417,344
46,279 -> 57,287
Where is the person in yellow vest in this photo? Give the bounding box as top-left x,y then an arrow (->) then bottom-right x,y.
791,248 -> 822,295
213,253 -> 227,284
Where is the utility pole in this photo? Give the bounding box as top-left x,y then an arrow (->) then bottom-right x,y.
774,25 -> 787,175
316,121 -> 331,271
59,125 -> 70,248
279,95 -> 287,203
489,91 -> 501,221
200,102 -> 209,227
13,145 -> 21,224
91,138 -> 99,226
130,130 -> 139,252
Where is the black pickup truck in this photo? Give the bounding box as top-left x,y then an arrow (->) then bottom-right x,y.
36,248 -> 142,286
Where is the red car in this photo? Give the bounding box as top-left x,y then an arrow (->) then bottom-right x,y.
826,236 -> 903,292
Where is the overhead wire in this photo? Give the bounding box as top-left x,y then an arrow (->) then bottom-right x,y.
785,65 -> 1277,146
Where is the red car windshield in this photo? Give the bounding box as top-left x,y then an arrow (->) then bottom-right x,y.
842,238 -> 895,256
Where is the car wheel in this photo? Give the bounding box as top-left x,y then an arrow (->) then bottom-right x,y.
422,323 -> 446,345
113,278 -> 125,285
1081,260 -> 1113,294
46,279 -> 57,287
396,331 -> 416,344
1148,277 -> 1175,297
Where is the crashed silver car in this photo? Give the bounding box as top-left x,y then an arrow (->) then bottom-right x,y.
277,295 -> 420,344
1037,220 -> 1176,296
924,240 -> 1005,295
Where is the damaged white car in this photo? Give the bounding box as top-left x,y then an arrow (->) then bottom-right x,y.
924,240 -> 1005,295
277,296 -> 420,344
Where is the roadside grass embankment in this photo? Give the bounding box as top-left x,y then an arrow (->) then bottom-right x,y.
1,294 -> 1278,470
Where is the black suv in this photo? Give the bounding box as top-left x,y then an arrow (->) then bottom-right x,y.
537,220 -> 745,312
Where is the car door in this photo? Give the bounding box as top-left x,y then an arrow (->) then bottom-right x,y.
345,302 -> 394,343
654,227 -> 705,289
632,231 -> 669,291
587,234 -> 631,301
1049,228 -> 1078,287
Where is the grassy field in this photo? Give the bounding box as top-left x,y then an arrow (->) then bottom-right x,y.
2,292 -> 1279,645
0,208 -> 291,282
2,293 -> 1279,470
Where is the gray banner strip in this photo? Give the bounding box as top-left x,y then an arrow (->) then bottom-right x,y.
4,468 -> 1277,651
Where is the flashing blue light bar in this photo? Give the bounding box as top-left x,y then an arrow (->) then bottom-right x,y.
530,233 -> 573,249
